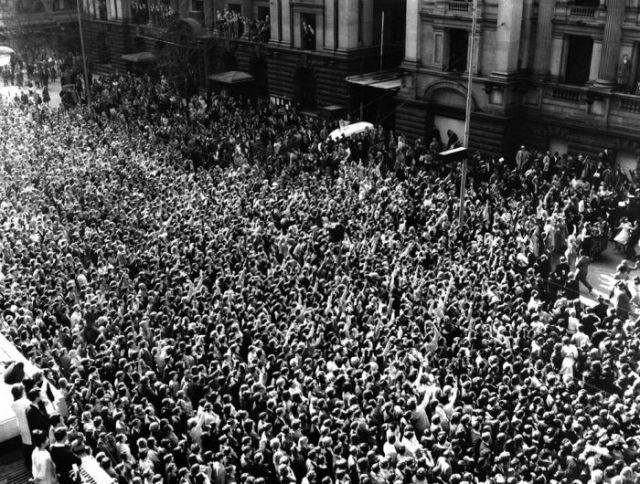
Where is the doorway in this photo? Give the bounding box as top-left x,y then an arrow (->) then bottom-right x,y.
294,67 -> 316,110
565,36 -> 593,85
448,29 -> 469,73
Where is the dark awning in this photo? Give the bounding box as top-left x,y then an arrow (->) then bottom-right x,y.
121,51 -> 157,63
208,70 -> 254,85
438,147 -> 469,163
346,71 -> 403,90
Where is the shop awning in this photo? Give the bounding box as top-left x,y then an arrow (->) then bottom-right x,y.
328,121 -> 374,141
208,70 -> 254,85
0,46 -> 14,67
121,51 -> 157,63
346,71 -> 403,90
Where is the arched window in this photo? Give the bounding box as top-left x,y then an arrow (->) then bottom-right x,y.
31,0 -> 45,12
52,0 -> 69,11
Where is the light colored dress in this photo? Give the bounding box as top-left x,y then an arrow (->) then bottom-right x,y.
32,447 -> 58,484
615,221 -> 632,246
560,344 -> 578,383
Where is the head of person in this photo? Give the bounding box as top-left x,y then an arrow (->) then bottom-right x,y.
11,383 -> 24,401
54,426 -> 68,444
32,429 -> 48,449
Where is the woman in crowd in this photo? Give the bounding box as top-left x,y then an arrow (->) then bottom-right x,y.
32,429 -> 58,484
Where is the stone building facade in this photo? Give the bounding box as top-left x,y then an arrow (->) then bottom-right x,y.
397,0 -> 640,164
78,0 -> 405,115
0,0 -> 78,53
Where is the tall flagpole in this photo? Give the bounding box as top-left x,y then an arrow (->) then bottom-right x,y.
76,0 -> 92,110
379,11 -> 384,71
459,0 -> 477,227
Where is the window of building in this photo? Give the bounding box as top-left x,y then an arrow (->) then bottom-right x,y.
191,0 -> 203,11
447,29 -> 468,73
301,13 -> 316,50
257,6 -> 269,21
98,0 -> 107,19
32,0 -> 45,12
228,3 -> 241,14
132,0 -> 149,24
574,0 -> 598,6
52,0 -> 69,10
564,35 -> 592,85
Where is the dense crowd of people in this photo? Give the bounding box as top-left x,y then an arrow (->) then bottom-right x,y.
218,8 -> 270,43
131,0 -> 179,27
1,71 -> 640,484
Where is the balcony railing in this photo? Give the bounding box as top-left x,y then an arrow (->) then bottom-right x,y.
551,86 -> 583,102
617,95 -> 640,113
569,6 -> 596,18
447,1 -> 470,13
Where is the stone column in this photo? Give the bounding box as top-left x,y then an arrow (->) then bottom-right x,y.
532,0 -> 555,79
361,0 -> 373,46
338,0 -> 360,50
178,0 -> 188,19
204,0 -> 213,30
594,0 -> 626,88
588,40 -> 602,82
404,0 -> 420,65
270,0 -> 281,43
549,35 -> 563,80
118,0 -> 130,20
491,0 -> 524,78
518,0 -> 534,71
282,0 -> 291,47
324,0 -> 336,49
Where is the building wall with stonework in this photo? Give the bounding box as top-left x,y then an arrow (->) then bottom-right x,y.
0,0 -> 78,56
397,0 -> 640,164
81,0 -> 405,116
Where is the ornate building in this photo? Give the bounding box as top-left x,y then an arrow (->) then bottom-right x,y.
78,0 -> 405,115
0,0 -> 78,54
397,0 -> 640,164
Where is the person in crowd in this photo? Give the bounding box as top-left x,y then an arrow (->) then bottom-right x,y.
11,383 -> 33,467
27,388 -> 50,440
50,427 -> 82,484
31,429 -> 58,484
574,250 -> 594,294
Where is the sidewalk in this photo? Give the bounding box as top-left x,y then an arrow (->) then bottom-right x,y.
579,244 -> 633,309
0,79 -> 62,108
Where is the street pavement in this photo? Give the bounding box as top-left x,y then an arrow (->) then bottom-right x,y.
0,78 -> 62,108
579,243 -> 631,308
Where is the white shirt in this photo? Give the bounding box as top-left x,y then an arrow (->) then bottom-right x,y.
11,397 -> 31,445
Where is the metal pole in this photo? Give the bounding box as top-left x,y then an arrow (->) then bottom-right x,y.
76,0 -> 92,110
459,0 -> 477,227
379,11 -> 384,71
463,0 -> 477,148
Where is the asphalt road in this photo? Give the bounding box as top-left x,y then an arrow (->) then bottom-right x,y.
0,78 -> 62,108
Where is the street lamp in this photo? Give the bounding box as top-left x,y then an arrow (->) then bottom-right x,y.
76,0 -> 92,110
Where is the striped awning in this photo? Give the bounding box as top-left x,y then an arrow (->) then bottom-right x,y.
346,71 -> 403,90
